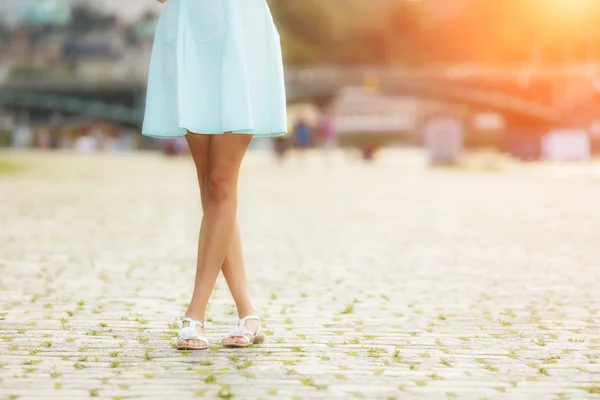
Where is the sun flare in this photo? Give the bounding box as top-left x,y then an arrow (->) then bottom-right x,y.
538,0 -> 598,31
548,0 -> 595,13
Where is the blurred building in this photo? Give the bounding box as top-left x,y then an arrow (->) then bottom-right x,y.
8,0 -> 70,66
0,0 -> 160,150
123,16 -> 158,81
333,87 -> 419,136
20,0 -> 71,26
2,0 -> 157,84
62,32 -> 123,81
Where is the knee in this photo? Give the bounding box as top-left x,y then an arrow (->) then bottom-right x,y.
206,169 -> 234,204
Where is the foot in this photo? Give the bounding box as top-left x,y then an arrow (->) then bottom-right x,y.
222,315 -> 265,347
176,317 -> 209,350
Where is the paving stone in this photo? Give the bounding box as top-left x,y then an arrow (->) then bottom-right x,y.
1,150 -> 600,399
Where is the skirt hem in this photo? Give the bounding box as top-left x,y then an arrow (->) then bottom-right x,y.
142,127 -> 287,139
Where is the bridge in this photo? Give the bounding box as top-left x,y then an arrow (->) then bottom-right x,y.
0,65 -> 597,127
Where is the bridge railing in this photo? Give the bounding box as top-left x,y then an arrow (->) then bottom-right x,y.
284,64 -> 598,84
2,64 -> 598,89
1,64 -> 593,125
0,90 -> 142,124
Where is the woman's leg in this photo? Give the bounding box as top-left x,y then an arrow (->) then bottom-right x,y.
179,133 -> 210,348
221,226 -> 257,317
220,226 -> 260,345
186,133 -> 258,346
184,132 -> 252,345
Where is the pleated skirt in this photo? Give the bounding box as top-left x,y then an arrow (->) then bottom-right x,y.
142,0 -> 287,138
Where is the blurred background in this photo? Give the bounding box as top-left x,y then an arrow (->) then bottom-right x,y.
3,3 -> 600,397
1,0 -> 600,163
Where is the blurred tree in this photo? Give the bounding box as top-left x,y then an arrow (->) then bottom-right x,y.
126,10 -> 159,45
387,0 -> 426,64
417,0 -> 529,62
140,10 -> 158,22
267,0 -> 340,64
268,0 -> 412,65
0,18 -> 9,40
267,0 -> 600,65
68,3 -> 116,34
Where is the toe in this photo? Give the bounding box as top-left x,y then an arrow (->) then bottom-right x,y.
235,336 -> 249,345
224,337 -> 241,346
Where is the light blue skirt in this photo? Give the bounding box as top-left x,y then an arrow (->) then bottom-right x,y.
142,0 -> 287,139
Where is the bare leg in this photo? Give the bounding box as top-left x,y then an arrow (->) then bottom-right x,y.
178,133 -> 210,348
221,225 -> 257,318
188,136 -> 258,345
182,132 -> 257,347
189,136 -> 257,321
220,226 -> 260,345
184,132 -> 252,344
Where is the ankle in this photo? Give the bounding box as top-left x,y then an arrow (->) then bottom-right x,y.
185,311 -> 206,324
237,308 -> 258,319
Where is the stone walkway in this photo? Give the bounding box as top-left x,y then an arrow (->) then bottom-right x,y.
1,149 -> 600,400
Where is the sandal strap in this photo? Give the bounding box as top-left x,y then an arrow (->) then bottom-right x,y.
178,318 -> 208,344
239,315 -> 260,325
227,315 -> 262,340
224,316 -> 263,344
230,325 -> 252,336
226,326 -> 253,345
182,317 -> 204,328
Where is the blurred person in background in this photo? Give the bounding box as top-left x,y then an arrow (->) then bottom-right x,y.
317,108 -> 336,160
142,0 -> 287,350
293,118 -> 311,156
161,136 -> 186,157
272,135 -> 289,164
37,128 -> 50,150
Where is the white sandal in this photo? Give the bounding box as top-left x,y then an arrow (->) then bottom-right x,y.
176,317 -> 209,350
222,315 -> 265,348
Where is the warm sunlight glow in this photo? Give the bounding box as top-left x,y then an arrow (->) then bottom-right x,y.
539,0 -> 597,32
548,0 -> 595,14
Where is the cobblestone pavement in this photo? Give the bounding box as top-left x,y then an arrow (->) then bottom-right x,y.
1,150 -> 600,400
